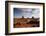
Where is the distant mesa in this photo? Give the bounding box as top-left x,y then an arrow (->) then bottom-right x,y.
21,16 -> 35,19
32,16 -> 34,19
22,16 -> 24,19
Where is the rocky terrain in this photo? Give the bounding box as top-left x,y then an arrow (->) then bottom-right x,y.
13,17 -> 39,28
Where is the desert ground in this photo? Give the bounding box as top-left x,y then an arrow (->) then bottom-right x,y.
13,17 -> 39,28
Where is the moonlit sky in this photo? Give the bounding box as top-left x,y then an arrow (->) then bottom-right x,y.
14,8 -> 40,18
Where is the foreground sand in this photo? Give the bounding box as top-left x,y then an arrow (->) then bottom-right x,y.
14,18 -> 39,28
14,23 -> 39,28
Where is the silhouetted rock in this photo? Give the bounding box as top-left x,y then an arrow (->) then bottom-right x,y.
32,16 -> 34,19
22,16 -> 24,19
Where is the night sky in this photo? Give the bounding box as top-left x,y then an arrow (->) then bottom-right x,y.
13,8 -> 40,18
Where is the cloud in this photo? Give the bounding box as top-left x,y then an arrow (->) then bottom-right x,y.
14,8 -> 40,18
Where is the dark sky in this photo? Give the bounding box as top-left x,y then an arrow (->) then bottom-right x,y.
13,8 -> 40,18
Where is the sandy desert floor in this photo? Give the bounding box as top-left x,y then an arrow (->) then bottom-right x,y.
14,23 -> 39,28
14,18 -> 39,28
